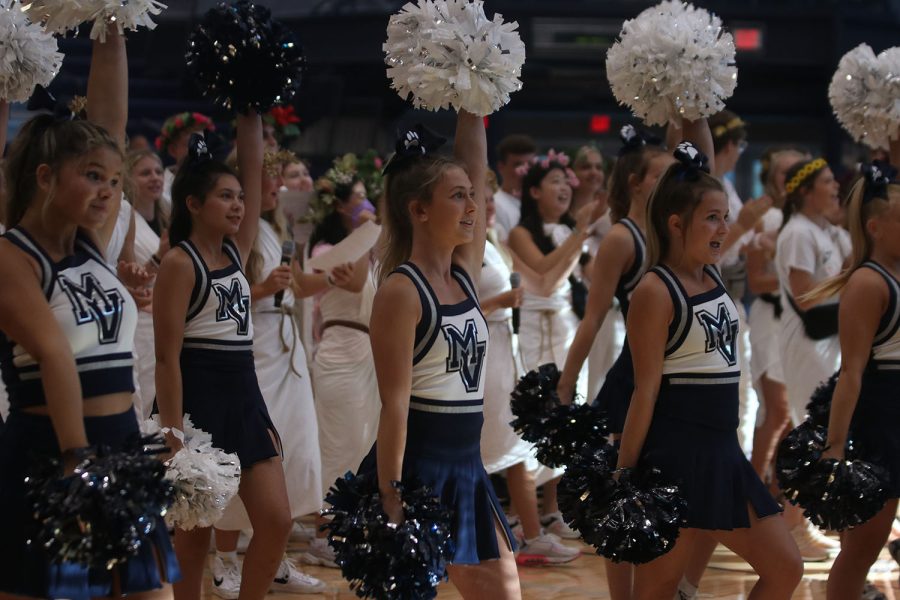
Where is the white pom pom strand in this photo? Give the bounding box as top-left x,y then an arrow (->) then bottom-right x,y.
0,1 -> 62,102
830,44 -> 900,149
384,0 -> 525,116
605,0 -> 737,127
25,0 -> 166,41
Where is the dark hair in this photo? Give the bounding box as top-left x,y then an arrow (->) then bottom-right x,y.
496,134 -> 537,163
169,157 -> 237,246
607,145 -> 666,223
309,175 -> 363,251
518,161 -> 576,254
709,110 -> 747,155
645,161 -> 725,266
780,158 -> 829,228
5,115 -> 123,227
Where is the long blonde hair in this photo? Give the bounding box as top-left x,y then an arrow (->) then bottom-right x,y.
125,148 -> 169,230
376,155 -> 464,284
802,178 -> 900,302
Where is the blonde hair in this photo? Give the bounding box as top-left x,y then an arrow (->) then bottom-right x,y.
802,179 -> 900,302
376,155 -> 464,284
125,148 -> 169,230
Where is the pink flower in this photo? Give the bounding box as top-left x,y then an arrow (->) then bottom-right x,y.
565,168 -> 580,188
374,157 -> 383,169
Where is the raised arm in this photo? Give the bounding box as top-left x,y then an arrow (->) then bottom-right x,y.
667,119 -> 715,173
451,111 -> 487,282
86,26 -> 127,252
233,112 -> 264,264
0,100 -> 8,155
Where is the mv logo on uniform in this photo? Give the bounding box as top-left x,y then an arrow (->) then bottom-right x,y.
695,302 -> 738,366
213,278 -> 250,335
442,319 -> 486,393
58,273 -> 124,344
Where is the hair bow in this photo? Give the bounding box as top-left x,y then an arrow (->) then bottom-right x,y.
381,124 -> 447,176
618,124 -> 661,157
27,86 -> 83,120
187,132 -> 212,164
672,142 -> 711,181
862,160 -> 898,204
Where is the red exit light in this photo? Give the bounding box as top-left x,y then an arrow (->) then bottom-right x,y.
590,114 -> 611,134
734,28 -> 763,51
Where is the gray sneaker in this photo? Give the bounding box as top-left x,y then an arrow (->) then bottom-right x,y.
299,537 -> 338,568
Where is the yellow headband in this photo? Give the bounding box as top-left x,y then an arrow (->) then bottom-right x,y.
785,158 -> 828,195
712,117 -> 746,139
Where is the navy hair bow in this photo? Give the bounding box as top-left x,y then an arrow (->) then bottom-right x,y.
618,124 -> 662,157
861,160 -> 897,204
381,124 -> 447,176
187,132 -> 212,164
672,142 -> 711,182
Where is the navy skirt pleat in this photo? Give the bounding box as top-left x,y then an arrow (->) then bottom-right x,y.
0,409 -> 180,599
593,340 -> 634,434
852,368 -> 900,498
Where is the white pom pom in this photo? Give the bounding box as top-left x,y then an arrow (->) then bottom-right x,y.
384,0 -> 525,116
605,0 -> 737,126
25,0 -> 166,41
830,44 -> 900,149
0,2 -> 62,103
144,415 -> 241,531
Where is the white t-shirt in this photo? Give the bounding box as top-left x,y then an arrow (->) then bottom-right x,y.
493,189 -> 520,243
720,178 -> 754,269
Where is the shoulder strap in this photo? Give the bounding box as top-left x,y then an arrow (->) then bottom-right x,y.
863,261 -> 900,346
393,262 -> 441,365
74,230 -> 116,276
649,265 -> 692,356
223,237 -> 242,270
451,264 -> 478,301
4,228 -> 54,298
619,218 -> 647,292
703,264 -> 727,290
177,240 -> 209,322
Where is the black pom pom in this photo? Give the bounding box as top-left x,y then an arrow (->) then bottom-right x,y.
25,435 -> 174,569
323,472 -> 453,599
186,1 -> 306,114
510,364 -> 608,467
776,422 -> 889,531
805,372 -> 839,429
559,445 -> 686,564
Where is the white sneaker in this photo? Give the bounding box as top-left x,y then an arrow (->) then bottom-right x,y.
539,511 -> 580,540
271,557 -> 327,594
789,523 -> 830,562
291,521 -> 317,542
803,522 -> 840,554
515,533 -> 581,566
299,537 -> 338,568
506,515 -> 526,546
211,555 -> 241,600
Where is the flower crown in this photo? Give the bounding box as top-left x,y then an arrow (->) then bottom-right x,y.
263,149 -> 299,177
156,112 -> 215,153
785,158 -> 828,195
514,149 -> 580,188
301,151 -> 385,225
263,105 -> 302,141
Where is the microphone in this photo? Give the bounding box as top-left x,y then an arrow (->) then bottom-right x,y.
509,272 -> 521,335
274,239 -> 296,308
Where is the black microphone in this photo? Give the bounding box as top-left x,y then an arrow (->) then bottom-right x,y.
274,239 -> 296,308
509,272 -> 521,335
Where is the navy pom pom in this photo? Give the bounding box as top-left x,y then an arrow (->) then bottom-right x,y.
186,1 -> 306,114
805,372 -> 839,429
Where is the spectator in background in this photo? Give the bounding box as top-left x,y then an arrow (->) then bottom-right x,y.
493,134 -> 536,241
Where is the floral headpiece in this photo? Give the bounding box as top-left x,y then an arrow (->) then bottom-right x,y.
156,112 -> 215,153
263,149 -> 299,177
263,105 -> 302,142
302,151 -> 385,225
785,158 -> 828,195
514,149 -> 580,188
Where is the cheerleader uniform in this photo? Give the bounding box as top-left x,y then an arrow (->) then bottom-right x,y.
638,264 -> 780,529
0,227 -> 179,598
848,261 -> 900,497
593,217 -> 647,434
359,261 -> 516,564
176,237 -> 279,467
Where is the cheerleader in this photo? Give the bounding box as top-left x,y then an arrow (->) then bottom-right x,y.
155,113 -> 292,600
803,158 -> 900,599
557,125 -> 670,600
616,137 -> 802,600
364,112 -> 521,597
0,31 -> 179,598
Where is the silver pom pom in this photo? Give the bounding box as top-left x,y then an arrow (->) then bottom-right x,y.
142,415 -> 241,531
25,0 -> 166,41
383,0 -> 526,116
605,0 -> 737,126
0,1 -> 62,102
829,44 -> 900,149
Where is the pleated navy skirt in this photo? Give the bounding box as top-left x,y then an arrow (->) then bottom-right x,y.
593,339 -> 634,435
851,367 -> 900,498
359,405 -> 515,565
180,348 -> 280,468
640,378 -> 781,530
0,409 -> 180,599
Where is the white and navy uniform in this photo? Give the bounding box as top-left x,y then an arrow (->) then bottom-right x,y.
775,213 -> 851,423
637,264 -> 780,529
593,217 -> 647,433
177,238 -> 279,467
0,227 -> 178,598
847,261 -> 900,497
358,261 -> 515,564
